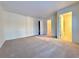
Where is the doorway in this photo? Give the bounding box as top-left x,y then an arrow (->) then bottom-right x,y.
38,21 -> 40,35
59,12 -> 72,42
47,19 -> 52,36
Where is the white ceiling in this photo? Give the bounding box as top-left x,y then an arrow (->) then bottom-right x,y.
1,1 -> 77,19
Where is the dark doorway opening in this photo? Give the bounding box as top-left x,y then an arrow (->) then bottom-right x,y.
38,21 -> 40,35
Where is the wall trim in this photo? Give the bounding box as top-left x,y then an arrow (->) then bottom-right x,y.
6,34 -> 39,40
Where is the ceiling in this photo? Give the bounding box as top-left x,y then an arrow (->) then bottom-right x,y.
1,1 -> 77,19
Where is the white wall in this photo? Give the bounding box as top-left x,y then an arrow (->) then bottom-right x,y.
0,5 -> 39,48
25,16 -> 38,37
40,20 -> 47,35
3,11 -> 26,40
40,20 -> 44,35
43,20 -> 47,35
3,11 -> 38,40
57,3 -> 79,43
0,5 -> 6,48
32,18 -> 39,35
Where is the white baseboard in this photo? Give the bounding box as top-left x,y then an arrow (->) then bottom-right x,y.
6,34 -> 38,40
0,40 -> 6,48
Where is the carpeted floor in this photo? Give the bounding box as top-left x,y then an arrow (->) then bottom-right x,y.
0,36 -> 79,58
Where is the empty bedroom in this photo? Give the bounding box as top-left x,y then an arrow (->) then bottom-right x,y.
0,0 -> 79,58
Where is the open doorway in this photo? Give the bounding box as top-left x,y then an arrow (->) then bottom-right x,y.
59,12 -> 72,42
47,19 -> 52,36
38,21 -> 40,35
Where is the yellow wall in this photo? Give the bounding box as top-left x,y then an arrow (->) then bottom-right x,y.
60,12 -> 72,42
47,19 -> 52,36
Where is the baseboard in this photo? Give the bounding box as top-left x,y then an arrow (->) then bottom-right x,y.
0,39 -> 6,48
6,35 -> 27,40
6,34 -> 38,40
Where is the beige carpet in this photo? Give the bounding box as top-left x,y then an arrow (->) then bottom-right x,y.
0,36 -> 79,58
